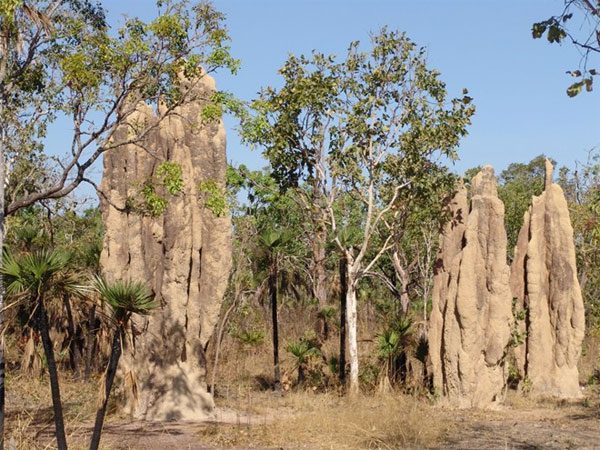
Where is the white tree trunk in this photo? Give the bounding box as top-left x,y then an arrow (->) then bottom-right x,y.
346,272 -> 359,395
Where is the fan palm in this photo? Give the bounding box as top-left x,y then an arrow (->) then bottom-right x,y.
376,317 -> 413,392
286,338 -> 320,385
90,277 -> 157,450
1,249 -> 85,450
260,228 -> 293,390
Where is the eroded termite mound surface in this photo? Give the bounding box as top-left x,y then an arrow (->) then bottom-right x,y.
100,72 -> 232,420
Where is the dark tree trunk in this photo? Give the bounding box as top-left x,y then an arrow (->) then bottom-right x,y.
63,293 -> 79,374
338,255 -> 347,384
298,365 -> 305,385
36,300 -> 68,450
84,305 -> 98,379
89,327 -> 123,450
269,259 -> 281,390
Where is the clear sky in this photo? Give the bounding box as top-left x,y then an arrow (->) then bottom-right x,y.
80,0 -> 599,188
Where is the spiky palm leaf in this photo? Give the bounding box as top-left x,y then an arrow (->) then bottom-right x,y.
286,339 -> 320,365
259,228 -> 294,250
1,249 -> 87,300
377,329 -> 401,359
93,277 -> 157,321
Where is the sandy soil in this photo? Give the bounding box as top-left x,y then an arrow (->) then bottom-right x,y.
440,404 -> 600,449
47,396 -> 600,450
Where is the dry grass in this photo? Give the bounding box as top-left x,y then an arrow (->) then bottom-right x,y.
580,328 -> 600,385
199,391 -> 446,450
6,372 -> 99,449
3,297 -> 599,449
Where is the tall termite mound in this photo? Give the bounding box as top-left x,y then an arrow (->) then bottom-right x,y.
430,167 -> 513,408
510,159 -> 585,398
99,73 -> 232,420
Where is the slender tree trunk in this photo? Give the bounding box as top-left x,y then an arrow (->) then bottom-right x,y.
400,283 -> 410,316
63,293 -> 79,374
392,252 -> 411,316
269,259 -> 281,390
298,365 -> 305,385
209,296 -> 239,393
84,305 -> 98,380
310,174 -> 329,309
346,268 -> 359,396
338,256 -> 347,384
312,227 -> 328,307
36,300 -> 68,450
312,226 -> 329,341
0,137 -> 5,450
89,328 -> 122,450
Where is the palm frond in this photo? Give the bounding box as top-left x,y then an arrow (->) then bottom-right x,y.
1,251 -> 28,296
93,276 -> 157,318
0,249 -> 89,300
377,329 -> 400,358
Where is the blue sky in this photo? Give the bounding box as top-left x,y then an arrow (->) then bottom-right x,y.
88,0 -> 598,183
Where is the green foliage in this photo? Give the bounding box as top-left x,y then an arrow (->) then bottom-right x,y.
242,29 -> 475,336
587,370 -> 600,386
60,51 -> 103,91
327,355 -> 339,375
532,20 -> 566,43
286,336 -> 321,364
497,155 -> 550,258
199,179 -> 228,217
377,317 -> 412,359
358,362 -> 381,391
560,152 -> 600,329
532,5 -> 598,96
94,276 -> 157,322
260,228 -> 294,252
377,329 -> 401,359
521,376 -> 533,395
0,249 -> 88,311
127,160 -> 186,217
2,0 -> 241,217
234,328 -> 265,348
318,306 -> 336,320
244,28 -> 474,191
0,0 -> 23,25
140,183 -> 168,217
156,161 -> 184,195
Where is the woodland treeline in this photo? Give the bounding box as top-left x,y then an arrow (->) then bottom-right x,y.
7,152 -> 599,390
0,1 -> 599,449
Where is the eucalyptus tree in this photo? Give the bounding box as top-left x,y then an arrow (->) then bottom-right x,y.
0,1 -> 238,443
379,163 -> 456,317
244,29 -> 474,394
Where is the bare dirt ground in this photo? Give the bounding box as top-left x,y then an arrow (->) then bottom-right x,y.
102,407 -> 600,450
440,402 -> 600,449
26,390 -> 599,450
9,371 -> 600,450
